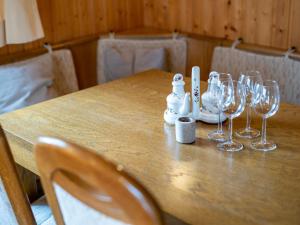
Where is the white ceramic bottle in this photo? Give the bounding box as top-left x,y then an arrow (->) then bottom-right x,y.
191,66 -> 201,119
164,73 -> 187,124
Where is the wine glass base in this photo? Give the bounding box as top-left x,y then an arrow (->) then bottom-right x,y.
250,140 -> 277,151
208,130 -> 226,142
217,141 -> 244,152
235,128 -> 260,139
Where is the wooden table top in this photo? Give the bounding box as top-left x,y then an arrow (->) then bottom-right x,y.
1,70 -> 300,225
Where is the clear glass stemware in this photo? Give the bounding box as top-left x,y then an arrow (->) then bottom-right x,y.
236,71 -> 263,139
217,80 -> 246,152
251,80 -> 280,151
208,73 -> 232,142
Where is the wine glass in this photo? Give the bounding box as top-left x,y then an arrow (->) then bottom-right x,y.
208,73 -> 232,142
251,80 -> 280,151
236,71 -> 263,139
217,80 -> 246,152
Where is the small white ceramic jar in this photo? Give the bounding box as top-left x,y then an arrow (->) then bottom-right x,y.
175,117 -> 196,144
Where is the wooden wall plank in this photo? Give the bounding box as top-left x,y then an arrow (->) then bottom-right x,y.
0,0 -> 144,52
271,0 -> 290,48
3,0 -> 297,52
289,0 -> 300,50
144,0 -> 297,50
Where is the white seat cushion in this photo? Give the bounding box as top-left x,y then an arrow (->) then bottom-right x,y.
211,46 -> 300,105
54,183 -> 128,225
134,48 -> 167,73
104,48 -> 134,82
0,49 -> 78,115
0,54 -> 59,114
32,196 -> 56,225
97,38 -> 187,83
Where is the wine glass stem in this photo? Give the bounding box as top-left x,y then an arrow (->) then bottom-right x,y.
228,117 -> 233,144
246,106 -> 251,131
218,110 -> 223,132
261,118 -> 267,144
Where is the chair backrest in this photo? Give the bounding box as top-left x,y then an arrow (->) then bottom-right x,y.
35,137 -> 164,225
97,38 -> 187,83
211,46 -> 300,105
0,49 -> 78,114
0,126 -> 36,225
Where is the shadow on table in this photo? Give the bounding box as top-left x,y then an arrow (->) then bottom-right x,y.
164,212 -> 190,225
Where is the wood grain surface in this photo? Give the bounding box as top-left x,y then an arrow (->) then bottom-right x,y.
0,70 -> 300,225
143,0 -> 300,50
0,0 -> 144,56
2,0 -> 300,56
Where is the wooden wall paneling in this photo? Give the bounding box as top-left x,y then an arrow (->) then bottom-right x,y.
126,0 -> 144,30
37,0 -> 53,43
239,0 -> 290,49
143,0 -> 295,50
93,0 -> 108,33
0,46 -> 8,57
226,0 -> 244,40
76,0 -> 94,37
143,0 -> 155,27
210,0 -> 228,38
154,0 -> 169,29
1,0 -> 145,50
107,0 -> 133,32
191,0 -> 204,34
253,0 -> 273,47
289,0 -> 300,51
7,45 -> 25,55
69,40 -> 98,89
50,0 -> 74,43
239,0 -> 256,44
106,0 -> 121,31
178,0 -> 193,33
270,0 -> 290,48
186,37 -> 222,81
167,0 -> 179,31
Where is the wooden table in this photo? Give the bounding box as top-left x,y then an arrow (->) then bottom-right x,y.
1,70 -> 300,225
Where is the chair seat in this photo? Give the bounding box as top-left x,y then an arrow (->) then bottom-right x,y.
31,196 -> 56,225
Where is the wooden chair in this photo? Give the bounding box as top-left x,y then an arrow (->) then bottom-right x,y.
35,136 -> 164,225
0,126 -> 55,225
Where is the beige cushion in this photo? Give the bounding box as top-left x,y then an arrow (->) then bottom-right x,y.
0,54 -> 58,114
0,49 -> 78,114
211,46 -> 300,105
134,48 -> 167,73
104,48 -> 134,82
97,38 -> 187,83
54,183 -> 128,225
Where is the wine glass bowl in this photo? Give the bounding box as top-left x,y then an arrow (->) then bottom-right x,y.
217,80 -> 246,152
207,72 -> 232,142
254,80 -> 280,119
251,80 -> 280,151
235,71 -> 263,139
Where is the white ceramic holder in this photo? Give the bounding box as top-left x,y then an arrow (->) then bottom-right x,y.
164,74 -> 191,125
164,69 -> 226,125
175,117 -> 196,144
191,67 -> 226,124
